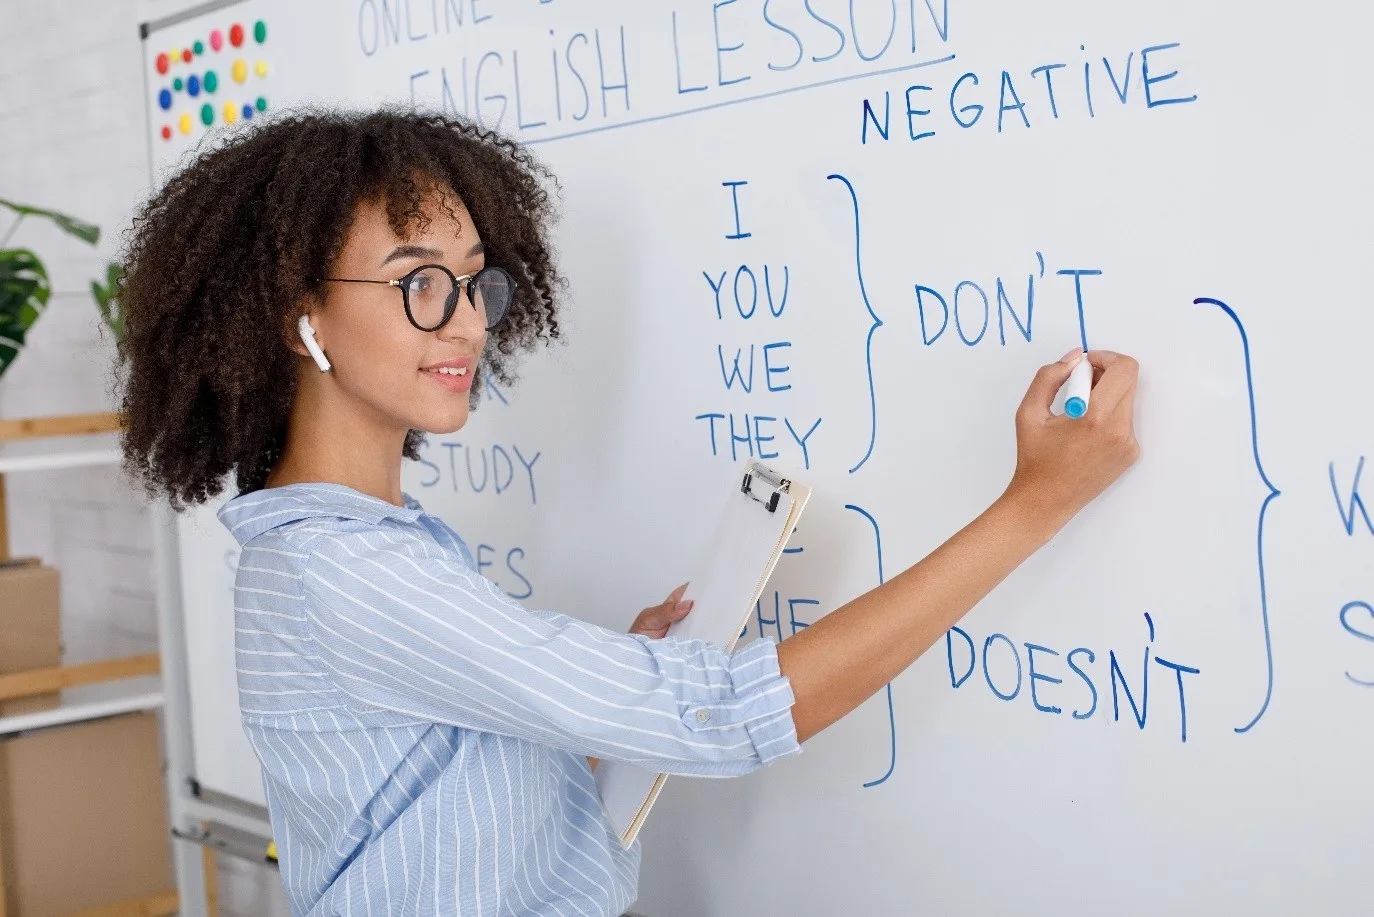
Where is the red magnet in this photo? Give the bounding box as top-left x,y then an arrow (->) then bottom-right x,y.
229,23 -> 245,47
182,48 -> 193,63
161,125 -> 172,140
155,52 -> 169,74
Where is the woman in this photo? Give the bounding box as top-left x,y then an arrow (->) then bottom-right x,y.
117,108 -> 1138,916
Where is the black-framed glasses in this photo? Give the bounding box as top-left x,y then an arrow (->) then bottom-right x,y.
321,264 -> 514,332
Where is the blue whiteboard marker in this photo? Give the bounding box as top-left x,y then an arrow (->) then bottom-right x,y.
1063,352 -> 1092,418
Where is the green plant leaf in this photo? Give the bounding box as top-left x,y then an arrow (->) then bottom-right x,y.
92,261 -> 125,342
0,247 -> 51,377
0,198 -> 99,245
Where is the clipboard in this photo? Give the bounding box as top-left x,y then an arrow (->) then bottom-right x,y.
594,459 -> 811,847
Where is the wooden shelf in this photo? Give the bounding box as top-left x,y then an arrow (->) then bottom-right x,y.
0,653 -> 161,704
0,675 -> 164,738
68,889 -> 179,917
0,411 -> 122,473
0,434 -> 122,474
0,412 -> 121,442
0,410 -> 124,559
0,655 -> 163,738
0,413 -> 158,917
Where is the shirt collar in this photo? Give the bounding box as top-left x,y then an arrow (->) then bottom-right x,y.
217,482 -> 425,546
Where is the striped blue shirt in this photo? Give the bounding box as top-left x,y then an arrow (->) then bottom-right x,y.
219,482 -> 801,916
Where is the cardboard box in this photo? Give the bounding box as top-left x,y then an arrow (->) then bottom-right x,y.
0,713 -> 174,916
0,559 -> 174,914
0,559 -> 61,717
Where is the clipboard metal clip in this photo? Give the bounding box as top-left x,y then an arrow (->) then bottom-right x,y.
741,464 -> 791,513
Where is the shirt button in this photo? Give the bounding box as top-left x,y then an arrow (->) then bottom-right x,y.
695,709 -> 711,724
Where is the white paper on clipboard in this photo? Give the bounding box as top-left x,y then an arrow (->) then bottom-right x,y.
593,459 -> 810,847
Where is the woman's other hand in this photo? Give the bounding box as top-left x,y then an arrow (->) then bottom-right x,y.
586,585 -> 695,773
629,584 -> 694,639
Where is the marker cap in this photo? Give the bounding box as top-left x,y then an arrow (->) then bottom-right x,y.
1060,350 -> 1093,419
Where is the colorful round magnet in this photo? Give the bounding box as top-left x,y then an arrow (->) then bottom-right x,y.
255,96 -> 267,112
178,112 -> 193,134
254,20 -> 267,43
204,71 -> 218,93
158,88 -> 172,110
255,60 -> 268,78
229,23 -> 244,47
160,125 -> 172,140
223,101 -> 239,124
155,53 -> 169,74
187,74 -> 201,97
232,59 -> 247,83
200,103 -> 214,126
209,29 -> 223,52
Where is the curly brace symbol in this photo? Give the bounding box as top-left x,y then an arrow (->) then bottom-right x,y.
1194,296 -> 1280,734
828,173 -> 882,475
845,503 -> 897,787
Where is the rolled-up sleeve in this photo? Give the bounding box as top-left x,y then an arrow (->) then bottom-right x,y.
301,527 -> 801,775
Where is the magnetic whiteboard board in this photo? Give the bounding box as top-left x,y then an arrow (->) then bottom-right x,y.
144,2 -> 1373,914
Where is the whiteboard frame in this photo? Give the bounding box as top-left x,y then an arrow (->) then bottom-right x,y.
141,3 -> 279,914
155,500 -> 276,914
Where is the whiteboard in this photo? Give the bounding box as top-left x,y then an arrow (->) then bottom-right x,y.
144,2 -> 1374,914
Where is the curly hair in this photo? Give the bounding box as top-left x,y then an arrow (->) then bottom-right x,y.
116,107 -> 563,509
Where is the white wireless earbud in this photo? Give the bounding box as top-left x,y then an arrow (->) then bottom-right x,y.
297,314 -> 331,372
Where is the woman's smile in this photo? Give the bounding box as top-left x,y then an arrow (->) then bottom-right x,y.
421,356 -> 475,393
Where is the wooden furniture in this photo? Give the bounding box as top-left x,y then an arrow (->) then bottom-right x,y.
0,413 -> 181,917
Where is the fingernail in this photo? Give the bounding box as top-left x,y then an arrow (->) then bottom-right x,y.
678,601 -> 693,612
1060,348 -> 1084,363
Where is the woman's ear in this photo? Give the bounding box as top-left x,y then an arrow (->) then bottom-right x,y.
284,306 -> 312,358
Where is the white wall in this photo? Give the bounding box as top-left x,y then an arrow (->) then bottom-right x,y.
0,0 -> 286,912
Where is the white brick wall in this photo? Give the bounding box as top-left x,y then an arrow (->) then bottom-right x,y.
0,0 -> 286,912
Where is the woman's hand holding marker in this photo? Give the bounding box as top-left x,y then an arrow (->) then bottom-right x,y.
1007,347 -> 1141,533
607,349 -> 1139,760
